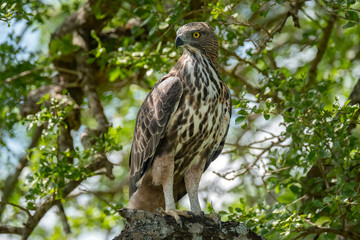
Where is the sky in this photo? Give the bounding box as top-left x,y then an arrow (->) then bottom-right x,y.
0,19 -> 40,53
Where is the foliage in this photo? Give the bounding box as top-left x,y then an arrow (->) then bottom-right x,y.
0,0 -> 360,239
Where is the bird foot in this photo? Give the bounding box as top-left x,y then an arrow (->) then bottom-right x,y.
205,213 -> 222,229
157,208 -> 194,228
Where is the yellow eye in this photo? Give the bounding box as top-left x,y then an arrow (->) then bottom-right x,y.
193,32 -> 200,38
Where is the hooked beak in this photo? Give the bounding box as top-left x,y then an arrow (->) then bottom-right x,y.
175,35 -> 184,49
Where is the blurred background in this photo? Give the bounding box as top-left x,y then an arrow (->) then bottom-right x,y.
1,0 -> 360,239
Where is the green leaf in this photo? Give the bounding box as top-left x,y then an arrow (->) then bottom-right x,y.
235,116 -> 246,125
159,22 -> 169,30
313,200 -> 324,208
251,106 -> 257,113
37,93 -> 50,104
290,185 -> 300,194
237,109 -> 248,115
27,202 -> 36,210
346,11 -> 359,21
344,99 -> 351,107
343,21 -> 357,29
250,3 -> 260,12
109,67 -> 121,82
308,150 -> 316,161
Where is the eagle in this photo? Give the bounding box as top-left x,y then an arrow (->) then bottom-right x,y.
128,22 -> 231,223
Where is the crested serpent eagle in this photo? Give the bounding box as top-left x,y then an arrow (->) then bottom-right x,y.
128,22 -> 231,222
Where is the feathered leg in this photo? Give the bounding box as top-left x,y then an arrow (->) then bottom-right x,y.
152,152 -> 191,226
184,164 -> 203,215
185,161 -> 222,227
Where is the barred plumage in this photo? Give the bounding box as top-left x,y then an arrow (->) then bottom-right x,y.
128,22 -> 231,220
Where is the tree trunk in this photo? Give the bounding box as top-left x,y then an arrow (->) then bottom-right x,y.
114,208 -> 265,240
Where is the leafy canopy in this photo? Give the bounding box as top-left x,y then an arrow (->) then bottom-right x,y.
0,0 -> 360,239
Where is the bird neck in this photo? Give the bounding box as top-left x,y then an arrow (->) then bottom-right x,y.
183,49 -> 219,71
204,51 -> 219,70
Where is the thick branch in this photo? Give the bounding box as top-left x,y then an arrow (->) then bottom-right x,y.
349,78 -> 360,105
0,226 -> 25,235
115,208 -> 265,240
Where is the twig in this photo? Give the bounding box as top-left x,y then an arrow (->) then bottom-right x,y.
314,0 -> 354,21
300,8 -> 322,28
285,194 -> 308,209
254,12 -> 291,54
266,50 -> 286,80
213,165 -> 253,181
2,66 -> 80,88
221,47 -> 268,77
261,175 -> 277,202
56,202 -> 71,234
78,188 -> 116,209
0,201 -> 32,219
220,64 -> 261,96
54,66 -> 78,76
266,166 -> 291,174
3,68 -> 43,84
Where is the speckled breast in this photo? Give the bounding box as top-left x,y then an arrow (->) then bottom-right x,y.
165,52 -> 230,178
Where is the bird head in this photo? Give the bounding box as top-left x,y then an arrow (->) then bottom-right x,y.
175,22 -> 219,63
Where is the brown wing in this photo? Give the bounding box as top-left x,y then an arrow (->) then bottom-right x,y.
129,76 -> 183,197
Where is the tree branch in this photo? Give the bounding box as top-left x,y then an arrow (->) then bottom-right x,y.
14,0 -> 121,237
115,208 -> 265,240
0,202 -> 32,219
306,14 -> 335,87
0,225 -> 25,235
56,202 -> 71,234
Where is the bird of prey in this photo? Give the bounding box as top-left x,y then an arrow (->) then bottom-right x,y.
128,22 -> 231,222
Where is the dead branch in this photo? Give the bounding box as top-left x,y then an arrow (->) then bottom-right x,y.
115,208 -> 265,240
